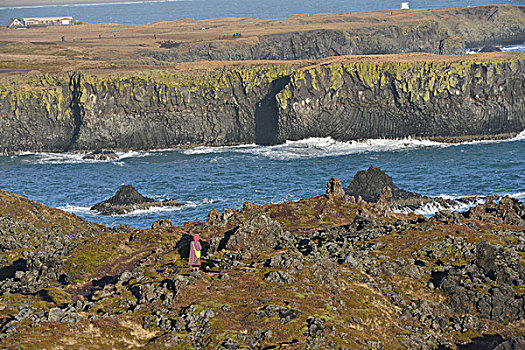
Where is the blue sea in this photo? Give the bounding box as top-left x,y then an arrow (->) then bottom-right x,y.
1,0 -> 524,25
0,0 -> 524,228
0,135 -> 524,228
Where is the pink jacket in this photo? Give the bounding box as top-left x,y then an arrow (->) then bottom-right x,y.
188,240 -> 202,265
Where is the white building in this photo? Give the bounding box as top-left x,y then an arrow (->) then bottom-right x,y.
401,2 -> 410,9
6,18 -> 23,28
23,17 -> 73,26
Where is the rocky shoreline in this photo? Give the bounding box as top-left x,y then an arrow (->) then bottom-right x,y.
0,169 -> 524,348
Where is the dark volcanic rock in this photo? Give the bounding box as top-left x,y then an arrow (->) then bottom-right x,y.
82,150 -> 119,161
465,196 -> 525,225
151,218 -> 175,230
91,185 -> 182,215
494,336 -> 525,350
435,241 -> 525,322
479,46 -> 503,52
345,166 -> 423,203
222,213 -> 291,253
1,57 -> 524,153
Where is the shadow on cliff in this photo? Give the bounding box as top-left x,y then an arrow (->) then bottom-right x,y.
255,76 -> 291,146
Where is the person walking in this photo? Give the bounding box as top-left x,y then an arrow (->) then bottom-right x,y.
188,234 -> 202,272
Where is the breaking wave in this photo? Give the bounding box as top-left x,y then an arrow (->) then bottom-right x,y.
14,150 -> 150,164
58,197 -> 220,217
183,131 -> 525,160
392,191 -> 525,217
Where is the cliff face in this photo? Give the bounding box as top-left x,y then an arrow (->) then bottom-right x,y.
0,54 -> 523,153
273,57 -> 525,143
71,66 -> 293,151
0,65 -> 292,152
0,75 -> 76,152
149,5 -> 525,62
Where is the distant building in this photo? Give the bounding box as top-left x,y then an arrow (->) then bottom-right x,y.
23,17 -> 73,26
400,2 -> 410,9
6,18 -> 23,29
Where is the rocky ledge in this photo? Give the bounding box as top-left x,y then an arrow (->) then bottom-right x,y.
91,184 -> 182,215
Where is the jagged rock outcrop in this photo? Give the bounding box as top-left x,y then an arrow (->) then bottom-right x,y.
325,177 -> 345,199
220,213 -> 291,253
148,5 -> 525,62
465,195 -> 525,225
345,166 -> 422,203
1,183 -> 525,348
0,54 -> 523,152
91,185 -> 182,215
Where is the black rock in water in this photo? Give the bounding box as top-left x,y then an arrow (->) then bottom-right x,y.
102,185 -> 153,206
478,46 -> 502,53
91,185 -> 182,215
83,150 -> 119,160
345,166 -> 422,203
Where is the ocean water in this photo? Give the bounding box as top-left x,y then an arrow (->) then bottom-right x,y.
0,134 -> 523,228
1,0 -> 524,25
1,0 -> 524,229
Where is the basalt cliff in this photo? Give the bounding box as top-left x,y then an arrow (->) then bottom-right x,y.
0,53 -> 523,152
149,5 -> 525,62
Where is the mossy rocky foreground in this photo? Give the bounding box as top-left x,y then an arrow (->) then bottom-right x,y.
0,53 -> 524,153
0,170 -> 524,349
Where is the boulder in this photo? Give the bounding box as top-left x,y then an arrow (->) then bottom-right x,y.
151,218 -> 175,230
91,185 -> 182,215
223,213 -> 288,253
494,336 -> 525,350
207,208 -> 222,226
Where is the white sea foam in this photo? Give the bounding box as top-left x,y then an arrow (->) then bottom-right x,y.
9,129 -> 525,163
182,131 -> 525,160
500,43 -> 525,53
183,197 -> 222,207
58,204 -> 97,216
467,43 -> 525,54
393,191 -> 525,217
182,137 -> 445,160
58,197 -> 219,217
16,150 -> 151,164
117,205 -> 184,217
391,197 -> 483,216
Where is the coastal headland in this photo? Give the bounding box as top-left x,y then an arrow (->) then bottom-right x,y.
0,169 -> 524,348
0,5 -> 524,153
